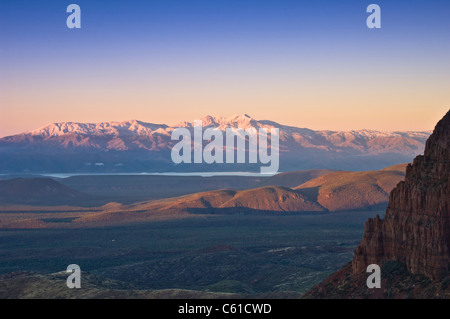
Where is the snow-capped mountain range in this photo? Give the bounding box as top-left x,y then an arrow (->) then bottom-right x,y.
0,114 -> 431,173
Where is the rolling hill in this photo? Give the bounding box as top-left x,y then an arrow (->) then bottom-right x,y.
260,169 -> 338,188
295,164 -> 407,211
0,178 -> 91,205
0,164 -> 407,228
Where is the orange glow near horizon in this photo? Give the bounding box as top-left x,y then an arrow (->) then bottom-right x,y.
1,86 -> 448,137
1,1 -> 449,137
1,60 -> 449,136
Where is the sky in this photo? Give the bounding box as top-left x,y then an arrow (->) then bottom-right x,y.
1,0 -> 449,137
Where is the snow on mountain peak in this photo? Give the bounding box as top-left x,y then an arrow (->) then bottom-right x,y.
26,120 -> 169,137
1,115 -> 432,162
15,115 -> 432,151
175,114 -> 258,129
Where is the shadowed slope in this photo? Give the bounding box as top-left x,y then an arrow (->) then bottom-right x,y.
0,178 -> 91,205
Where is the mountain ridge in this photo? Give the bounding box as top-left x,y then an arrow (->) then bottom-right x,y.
12,114 -> 431,139
0,114 -> 431,173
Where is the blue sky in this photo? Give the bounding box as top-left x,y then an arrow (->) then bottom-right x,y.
1,0 -> 449,136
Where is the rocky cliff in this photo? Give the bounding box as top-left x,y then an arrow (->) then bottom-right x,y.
352,110 -> 450,280
304,110 -> 450,298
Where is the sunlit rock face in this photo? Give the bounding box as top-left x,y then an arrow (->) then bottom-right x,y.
352,110 -> 450,280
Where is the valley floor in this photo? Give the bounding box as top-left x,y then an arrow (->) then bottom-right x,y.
0,211 -> 378,298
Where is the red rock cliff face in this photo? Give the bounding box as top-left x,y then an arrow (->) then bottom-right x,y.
352,110 -> 450,280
